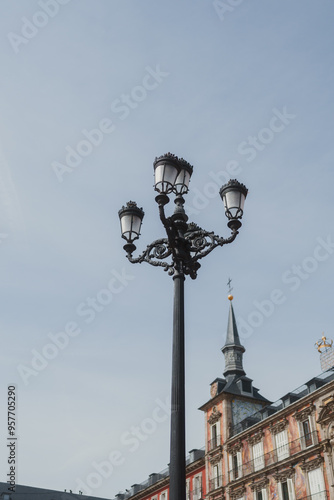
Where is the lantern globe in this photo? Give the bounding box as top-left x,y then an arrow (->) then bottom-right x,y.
174,157 -> 193,195
153,153 -> 180,195
219,179 -> 248,221
118,201 -> 144,243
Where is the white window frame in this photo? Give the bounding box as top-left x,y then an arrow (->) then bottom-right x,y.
193,473 -> 202,500
275,430 -> 289,461
298,415 -> 317,449
160,490 -> 168,500
252,441 -> 264,471
210,421 -> 221,449
278,478 -> 296,500
229,451 -> 242,480
212,463 -> 221,490
253,488 -> 268,500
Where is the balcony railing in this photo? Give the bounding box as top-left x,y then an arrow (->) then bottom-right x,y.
300,491 -> 328,500
228,431 -> 318,481
207,435 -> 221,452
209,475 -> 223,491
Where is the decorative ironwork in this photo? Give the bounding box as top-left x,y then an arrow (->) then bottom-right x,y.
123,188 -> 240,280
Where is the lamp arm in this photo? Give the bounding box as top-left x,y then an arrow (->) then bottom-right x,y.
126,237 -> 174,274
157,202 -> 177,245
185,229 -> 239,264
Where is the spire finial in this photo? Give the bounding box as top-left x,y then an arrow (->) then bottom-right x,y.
227,277 -> 233,301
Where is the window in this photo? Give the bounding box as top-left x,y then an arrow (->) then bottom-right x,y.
229,451 -> 242,480
193,474 -> 202,500
160,491 -> 168,500
278,479 -> 295,500
303,420 -> 312,447
210,422 -> 220,449
252,442 -> 264,471
308,468 -> 326,500
254,488 -> 267,500
275,430 -> 289,460
212,464 -> 221,490
296,413 -> 318,450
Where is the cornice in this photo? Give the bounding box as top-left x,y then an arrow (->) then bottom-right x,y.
247,429 -> 264,446
270,419 -> 288,435
226,440 -> 243,454
230,486 -> 246,500
210,452 -> 223,465
250,476 -> 269,491
300,454 -> 324,472
273,466 -> 295,482
294,404 -> 316,422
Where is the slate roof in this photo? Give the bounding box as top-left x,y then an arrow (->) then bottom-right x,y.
0,483 -> 110,500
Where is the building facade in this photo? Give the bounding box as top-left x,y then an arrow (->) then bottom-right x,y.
118,296 -> 334,500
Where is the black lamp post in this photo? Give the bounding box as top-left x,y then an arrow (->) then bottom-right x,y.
119,153 -> 247,500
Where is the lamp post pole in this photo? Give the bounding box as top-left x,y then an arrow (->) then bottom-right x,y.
119,153 -> 248,500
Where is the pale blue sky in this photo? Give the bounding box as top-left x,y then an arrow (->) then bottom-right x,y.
0,0 -> 333,497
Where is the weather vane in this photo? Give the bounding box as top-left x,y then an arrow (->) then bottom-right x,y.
227,277 -> 233,295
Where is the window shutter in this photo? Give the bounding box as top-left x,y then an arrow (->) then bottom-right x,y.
253,442 -> 264,471
308,468 -> 326,499
276,430 -> 289,460
229,454 -> 233,480
262,488 -> 268,500
237,451 -> 242,478
287,478 -> 296,500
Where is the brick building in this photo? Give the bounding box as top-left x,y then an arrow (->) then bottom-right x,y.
117,295 -> 334,500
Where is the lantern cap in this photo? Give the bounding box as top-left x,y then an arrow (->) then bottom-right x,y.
219,179 -> 248,198
153,152 -> 193,173
118,200 -> 144,218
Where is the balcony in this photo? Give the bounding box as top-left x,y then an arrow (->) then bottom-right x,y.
207,435 -> 221,452
228,431 -> 318,481
209,475 -> 223,492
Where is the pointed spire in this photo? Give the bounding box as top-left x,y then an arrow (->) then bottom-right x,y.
222,295 -> 246,381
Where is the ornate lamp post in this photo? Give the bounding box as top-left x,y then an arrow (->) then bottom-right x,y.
119,153 -> 248,500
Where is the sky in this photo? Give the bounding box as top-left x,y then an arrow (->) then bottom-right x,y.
0,0 -> 333,498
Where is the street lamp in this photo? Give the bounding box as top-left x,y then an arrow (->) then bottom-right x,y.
118,153 -> 248,500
